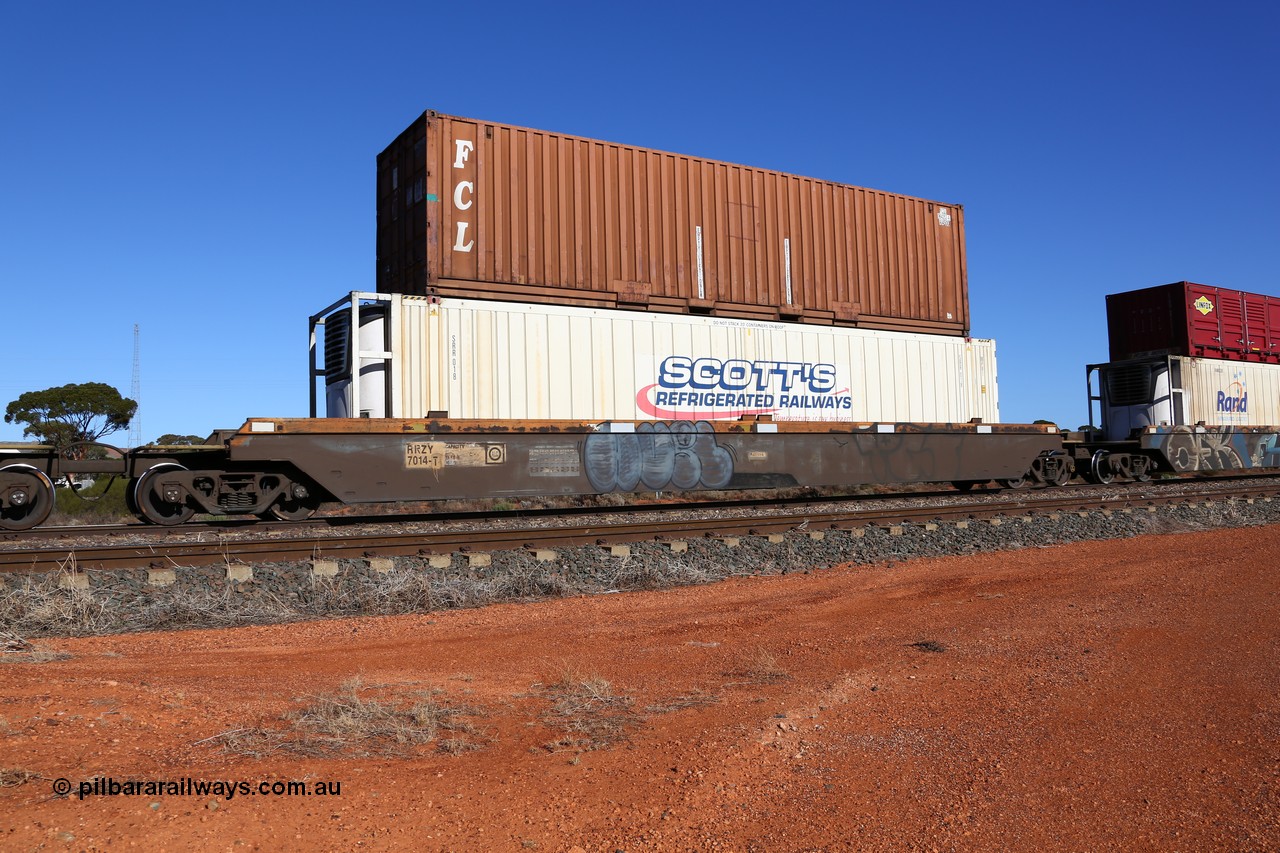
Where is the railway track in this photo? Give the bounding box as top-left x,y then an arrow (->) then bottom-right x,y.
4,477 -> 1280,575
10,472 -> 1280,543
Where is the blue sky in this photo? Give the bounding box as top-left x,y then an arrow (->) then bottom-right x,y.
2,1 -> 1277,443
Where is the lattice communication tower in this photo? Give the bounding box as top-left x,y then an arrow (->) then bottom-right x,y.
129,324 -> 141,448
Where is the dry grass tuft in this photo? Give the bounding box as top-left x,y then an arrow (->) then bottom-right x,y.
726,647 -> 791,685
537,667 -> 639,751
208,678 -> 487,758
1,549 -> 749,639
1,631 -> 31,653
646,688 -> 722,714
0,631 -> 71,664
0,648 -> 72,665
0,768 -> 40,788
0,576 -> 111,637
605,557 -> 716,590
141,586 -> 300,631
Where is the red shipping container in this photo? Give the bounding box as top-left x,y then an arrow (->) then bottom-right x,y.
1106,281 -> 1280,364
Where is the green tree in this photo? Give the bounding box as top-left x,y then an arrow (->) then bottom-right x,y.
151,433 -> 208,446
4,382 -> 137,447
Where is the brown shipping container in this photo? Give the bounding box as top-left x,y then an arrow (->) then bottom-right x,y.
377,111 -> 969,335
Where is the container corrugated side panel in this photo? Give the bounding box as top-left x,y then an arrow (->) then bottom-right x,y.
381,112 -> 967,335
392,302 -> 428,417
1184,282 -> 1219,355
967,341 -> 998,421
1243,292 -> 1274,353
1190,282 -> 1244,355
388,295 -> 996,423
1198,284 -> 1280,359
1182,356 -> 1280,426
1266,297 -> 1280,354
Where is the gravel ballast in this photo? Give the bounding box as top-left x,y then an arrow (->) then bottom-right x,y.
4,498 -> 1278,637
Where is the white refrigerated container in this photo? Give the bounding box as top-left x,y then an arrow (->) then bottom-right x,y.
313,292 -> 1000,424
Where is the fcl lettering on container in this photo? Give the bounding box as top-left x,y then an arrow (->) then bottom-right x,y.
450,138 -> 475,253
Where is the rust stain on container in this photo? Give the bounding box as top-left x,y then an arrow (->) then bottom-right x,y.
377,110 -> 969,335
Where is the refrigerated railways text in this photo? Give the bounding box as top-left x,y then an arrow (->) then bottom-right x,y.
650,391 -> 853,411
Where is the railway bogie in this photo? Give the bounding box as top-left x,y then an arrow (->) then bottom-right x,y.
1,442 -> 324,529
126,462 -> 330,526
1070,447 -> 1156,485
1033,450 -> 1075,487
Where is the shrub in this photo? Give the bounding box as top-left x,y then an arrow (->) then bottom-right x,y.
53,477 -> 133,525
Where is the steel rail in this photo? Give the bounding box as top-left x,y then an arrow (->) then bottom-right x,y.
9,473 -> 1280,543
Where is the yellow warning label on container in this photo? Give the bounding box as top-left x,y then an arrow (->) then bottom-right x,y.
1194,295 -> 1214,315
405,442 -> 491,469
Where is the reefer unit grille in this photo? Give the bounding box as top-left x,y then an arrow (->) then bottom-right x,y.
1105,363 -> 1156,407
323,312 -> 351,380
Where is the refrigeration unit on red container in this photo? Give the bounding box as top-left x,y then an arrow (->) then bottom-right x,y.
1106,281 -> 1280,364
377,110 -> 970,336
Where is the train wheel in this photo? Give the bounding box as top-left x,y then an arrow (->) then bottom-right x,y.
1045,451 -> 1073,487
1086,450 -> 1115,485
998,475 -> 1029,489
0,466 -> 55,531
133,464 -> 196,526
264,495 -> 320,521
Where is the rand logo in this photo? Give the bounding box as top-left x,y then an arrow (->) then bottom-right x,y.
1216,377 -> 1247,414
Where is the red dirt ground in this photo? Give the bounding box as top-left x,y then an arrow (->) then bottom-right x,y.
3,525 -> 1278,851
